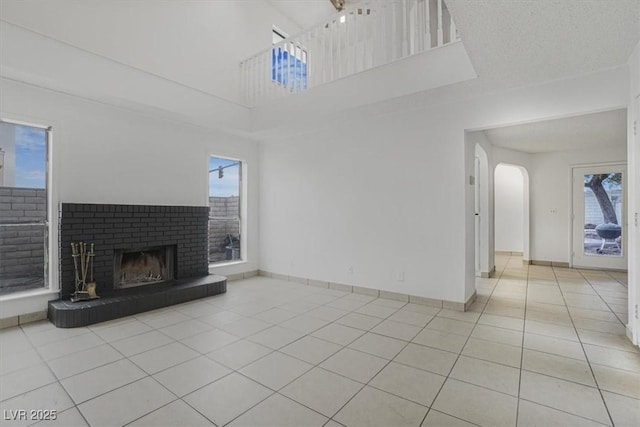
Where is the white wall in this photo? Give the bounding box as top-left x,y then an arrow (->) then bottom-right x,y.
0,122 -> 15,186
0,78 -> 260,317
627,40 -> 640,345
0,0 -> 302,104
0,22 -> 252,135
528,146 -> 627,264
495,164 -> 524,253
260,66 -> 630,304
259,109 -> 470,302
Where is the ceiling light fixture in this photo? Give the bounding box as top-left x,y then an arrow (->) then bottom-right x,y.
330,0 -> 345,11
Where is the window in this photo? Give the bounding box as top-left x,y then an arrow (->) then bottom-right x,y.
208,156 -> 242,264
0,121 -> 49,295
271,27 -> 308,91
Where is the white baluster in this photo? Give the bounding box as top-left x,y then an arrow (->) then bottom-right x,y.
449,12 -> 457,42
390,1 -> 397,60
284,42 -> 290,92
382,2 -> 389,65
329,20 -> 334,82
345,12 -> 351,76
437,0 -> 444,46
247,59 -> 252,105
251,58 -> 257,106
417,0 -> 423,52
352,10 -> 358,75
239,60 -> 245,105
339,16 -> 345,78
375,3 -> 383,66
410,0 -> 416,54
402,0 -> 408,57
317,27 -> 323,87
264,52 -> 269,102
289,41 -> 296,92
362,5 -> 375,70
425,0 -> 432,49
259,54 -> 264,104
358,9 -> 364,73
254,56 -> 259,105
294,41 -> 299,92
296,42 -> 302,92
292,42 -> 297,93
282,43 -> 287,92
308,32 -> 314,89
269,51 -> 273,100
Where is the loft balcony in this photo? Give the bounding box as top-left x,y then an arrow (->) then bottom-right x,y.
241,0 -> 466,107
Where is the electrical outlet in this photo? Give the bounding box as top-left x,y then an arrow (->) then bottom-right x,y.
397,271 -> 405,282
347,265 -> 354,274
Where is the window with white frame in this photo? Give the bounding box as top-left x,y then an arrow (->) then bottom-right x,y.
208,156 -> 242,264
0,120 -> 49,295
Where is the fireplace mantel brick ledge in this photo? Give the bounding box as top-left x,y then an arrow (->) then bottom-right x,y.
48,203 -> 226,327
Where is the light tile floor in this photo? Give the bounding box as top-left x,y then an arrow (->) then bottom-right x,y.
1,254 -> 639,426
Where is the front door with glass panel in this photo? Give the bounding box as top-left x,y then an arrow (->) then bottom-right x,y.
572,165 -> 627,270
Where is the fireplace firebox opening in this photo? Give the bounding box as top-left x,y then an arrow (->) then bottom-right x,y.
114,245 -> 175,289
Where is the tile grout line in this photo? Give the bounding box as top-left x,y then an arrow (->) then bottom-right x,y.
18,323 -> 96,427
325,307 -> 442,426
3,283 -> 490,427
309,297 -> 422,423
4,267 -> 633,427
4,290 -> 355,427
515,253 -> 531,427
122,289 -> 340,427
179,291 -> 410,426
252,289 -> 441,423
416,252 -> 510,426
579,269 -> 628,326
552,265 -> 616,427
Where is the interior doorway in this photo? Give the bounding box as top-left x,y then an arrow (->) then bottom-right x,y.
494,163 -> 530,262
474,143 -> 492,278
495,164 -> 524,254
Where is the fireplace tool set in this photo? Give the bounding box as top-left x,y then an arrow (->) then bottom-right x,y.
70,242 -> 100,302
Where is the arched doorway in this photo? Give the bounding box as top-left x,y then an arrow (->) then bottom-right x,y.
494,163 -> 530,263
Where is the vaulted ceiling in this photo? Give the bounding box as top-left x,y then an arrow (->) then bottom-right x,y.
1,0 -> 638,137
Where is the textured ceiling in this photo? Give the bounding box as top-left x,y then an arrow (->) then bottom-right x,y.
268,0 -> 337,30
445,0 -> 640,89
483,109 -> 627,154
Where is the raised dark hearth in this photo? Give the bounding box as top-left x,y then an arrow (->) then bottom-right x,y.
51,203 -> 225,327
48,275 -> 226,327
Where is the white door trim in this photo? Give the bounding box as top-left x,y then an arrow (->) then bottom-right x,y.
571,163 -> 628,270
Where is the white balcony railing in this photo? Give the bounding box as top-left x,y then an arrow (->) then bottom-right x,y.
241,0 -> 459,106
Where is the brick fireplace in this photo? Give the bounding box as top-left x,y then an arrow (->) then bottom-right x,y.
49,203 -> 225,327
59,203 -> 209,298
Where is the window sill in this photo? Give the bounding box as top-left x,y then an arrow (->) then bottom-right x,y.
209,260 -> 247,269
0,287 -> 58,302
